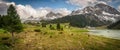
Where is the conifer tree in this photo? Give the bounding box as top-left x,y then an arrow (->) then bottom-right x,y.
4,4 -> 23,44
57,23 -> 60,30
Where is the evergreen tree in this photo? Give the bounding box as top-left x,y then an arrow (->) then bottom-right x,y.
49,24 -> 52,29
42,22 -> 46,27
57,23 -> 60,30
0,15 -> 2,28
4,4 -> 23,44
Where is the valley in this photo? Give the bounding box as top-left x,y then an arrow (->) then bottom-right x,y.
0,1 -> 120,50
0,24 -> 120,50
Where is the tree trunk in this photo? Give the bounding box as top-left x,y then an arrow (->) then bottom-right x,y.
11,32 -> 14,44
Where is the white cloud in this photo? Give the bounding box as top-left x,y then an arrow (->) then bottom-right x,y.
16,4 -> 71,19
66,0 -> 97,7
0,1 -> 71,20
36,7 -> 52,17
16,4 -> 38,19
54,8 -> 71,16
0,1 -> 15,15
66,0 -> 111,8
97,1 -> 107,4
0,0 -> 4,2
118,6 -> 120,11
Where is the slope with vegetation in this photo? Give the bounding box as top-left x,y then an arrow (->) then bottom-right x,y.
0,4 -> 23,50
108,20 -> 120,29
44,14 -> 110,28
0,4 -> 120,50
0,22 -> 120,50
13,24 -> 120,50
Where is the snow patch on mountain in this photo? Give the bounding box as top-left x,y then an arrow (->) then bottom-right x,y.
71,3 -> 120,23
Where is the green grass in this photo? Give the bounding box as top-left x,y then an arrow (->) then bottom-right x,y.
0,29 -> 7,33
0,44 -> 10,50
0,29 -> 11,50
0,23 -> 120,50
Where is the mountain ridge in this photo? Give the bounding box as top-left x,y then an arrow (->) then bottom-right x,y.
45,3 -> 120,27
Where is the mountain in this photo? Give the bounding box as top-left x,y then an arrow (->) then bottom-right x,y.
71,3 -> 120,22
23,16 -> 41,23
94,3 -> 120,14
45,12 -> 63,20
46,14 -> 111,27
47,3 -> 120,27
22,11 -> 64,23
108,20 -> 120,29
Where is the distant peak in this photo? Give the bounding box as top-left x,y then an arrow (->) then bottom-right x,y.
95,3 -> 108,6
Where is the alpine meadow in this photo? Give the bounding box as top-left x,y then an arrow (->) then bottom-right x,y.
0,0 -> 120,50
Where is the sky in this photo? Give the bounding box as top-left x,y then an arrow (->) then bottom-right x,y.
5,0 -> 78,10
1,0 -> 120,19
4,0 -> 120,10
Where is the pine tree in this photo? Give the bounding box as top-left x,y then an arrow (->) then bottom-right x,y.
57,23 -> 60,30
4,4 -> 23,44
49,24 -> 52,29
0,15 -> 2,28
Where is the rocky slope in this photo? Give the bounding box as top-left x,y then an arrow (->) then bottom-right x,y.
48,3 -> 120,27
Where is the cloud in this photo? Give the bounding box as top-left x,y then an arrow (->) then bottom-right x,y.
98,0 -> 112,3
16,4 -> 40,19
0,2 -> 8,15
0,1 -> 15,15
118,6 -> 120,11
36,7 -> 52,17
0,0 -> 71,18
66,0 -> 97,7
66,0 -> 112,7
16,4 -> 71,19
54,8 -> 71,16
0,1 -> 71,20
0,0 -> 4,2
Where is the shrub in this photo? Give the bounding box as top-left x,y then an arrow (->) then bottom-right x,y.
60,27 -> 63,31
49,25 -> 55,30
34,29 -> 41,32
57,23 -> 60,30
1,37 -> 9,40
41,22 -> 46,27
59,31 -> 63,34
0,29 -> 7,33
49,35 -> 52,38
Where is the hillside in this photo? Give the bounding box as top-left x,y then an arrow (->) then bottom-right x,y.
45,14 -> 110,28
0,24 -> 120,50
108,20 -> 120,29
43,3 -> 120,28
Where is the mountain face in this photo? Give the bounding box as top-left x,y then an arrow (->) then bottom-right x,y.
45,12 -> 63,20
22,11 -> 64,23
48,3 -> 120,27
22,3 -> 120,27
108,20 -> 120,29
47,14 -> 112,27
95,3 -> 120,14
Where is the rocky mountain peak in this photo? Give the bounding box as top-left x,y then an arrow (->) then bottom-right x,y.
95,3 -> 120,14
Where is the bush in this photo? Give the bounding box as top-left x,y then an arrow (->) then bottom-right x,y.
57,23 -> 60,30
59,31 -> 63,34
41,22 -> 46,27
1,37 -> 9,40
60,27 -> 63,31
34,29 -> 41,32
43,32 -> 47,35
0,29 -> 7,33
49,25 -> 55,30
49,35 -> 52,38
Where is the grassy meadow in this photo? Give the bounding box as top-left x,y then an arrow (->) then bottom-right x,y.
0,23 -> 120,50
